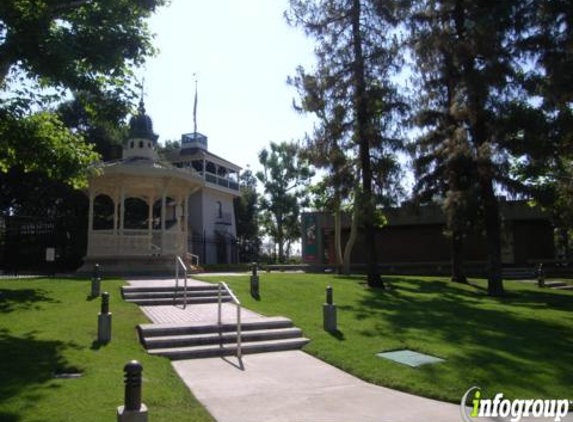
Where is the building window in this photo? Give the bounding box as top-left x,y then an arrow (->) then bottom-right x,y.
216,201 -> 222,218
130,141 -> 134,148
206,161 -> 216,174
139,141 -> 144,148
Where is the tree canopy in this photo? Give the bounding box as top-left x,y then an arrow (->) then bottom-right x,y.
256,141 -> 313,263
0,0 -> 165,188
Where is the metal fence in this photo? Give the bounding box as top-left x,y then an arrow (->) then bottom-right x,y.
188,232 -> 239,265
0,215 -> 86,275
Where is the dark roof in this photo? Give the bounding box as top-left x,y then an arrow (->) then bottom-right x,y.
128,100 -> 159,142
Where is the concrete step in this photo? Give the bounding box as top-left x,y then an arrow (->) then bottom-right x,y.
546,282 -> 569,288
126,296 -> 232,306
139,317 -> 294,338
122,285 -> 218,294
143,327 -> 303,349
553,285 -> 573,290
123,290 -> 232,299
147,337 -> 310,360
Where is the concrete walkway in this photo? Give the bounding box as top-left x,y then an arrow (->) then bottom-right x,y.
173,351 -> 466,422
128,278 -> 571,422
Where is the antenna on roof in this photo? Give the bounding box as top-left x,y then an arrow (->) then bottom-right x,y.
193,73 -> 198,135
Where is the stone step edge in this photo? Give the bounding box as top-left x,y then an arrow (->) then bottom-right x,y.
138,317 -> 294,337
143,327 -> 303,349
147,337 -> 311,360
123,291 -> 232,298
122,285 -> 218,293
125,297 -> 233,305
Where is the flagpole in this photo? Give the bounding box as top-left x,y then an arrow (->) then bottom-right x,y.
193,74 -> 198,136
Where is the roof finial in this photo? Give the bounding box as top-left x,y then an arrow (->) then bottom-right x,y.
193,73 -> 198,135
138,77 -> 146,114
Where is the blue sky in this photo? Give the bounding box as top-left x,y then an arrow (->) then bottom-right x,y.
142,0 -> 317,172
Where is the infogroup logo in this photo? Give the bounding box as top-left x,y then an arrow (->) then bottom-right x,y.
460,386 -> 570,422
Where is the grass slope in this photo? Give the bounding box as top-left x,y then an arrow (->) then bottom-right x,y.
0,277 -> 214,422
197,273 -> 573,403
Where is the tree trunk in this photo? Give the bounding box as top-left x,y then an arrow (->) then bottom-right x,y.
334,198 -> 343,273
351,0 -> 383,289
450,230 -> 467,283
480,176 -> 504,296
343,204 -> 359,275
0,47 -> 13,87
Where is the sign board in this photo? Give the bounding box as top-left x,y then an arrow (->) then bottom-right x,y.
303,214 -> 318,262
45,248 -> 55,262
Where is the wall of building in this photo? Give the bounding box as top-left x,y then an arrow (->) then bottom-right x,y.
512,220 -> 555,265
302,203 -> 556,269
197,189 -> 237,265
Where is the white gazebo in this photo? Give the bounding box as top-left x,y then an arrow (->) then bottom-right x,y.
78,101 -> 203,274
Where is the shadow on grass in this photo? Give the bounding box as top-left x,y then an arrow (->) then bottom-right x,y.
90,340 -> 109,350
0,329 -> 84,406
0,289 -> 59,313
0,411 -> 20,422
344,277 -> 573,398
327,329 -> 346,341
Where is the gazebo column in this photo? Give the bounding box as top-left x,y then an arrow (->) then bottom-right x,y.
161,190 -> 166,256
87,188 -> 95,254
119,186 -> 125,254
148,194 -> 154,254
113,191 -> 119,254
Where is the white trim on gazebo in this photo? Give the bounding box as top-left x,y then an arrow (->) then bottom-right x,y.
86,166 -> 202,259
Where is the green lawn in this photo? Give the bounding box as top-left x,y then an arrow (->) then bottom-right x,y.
0,277 -> 214,422
197,273 -> 573,403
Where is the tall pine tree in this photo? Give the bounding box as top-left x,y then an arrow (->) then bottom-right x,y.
287,0 -> 405,288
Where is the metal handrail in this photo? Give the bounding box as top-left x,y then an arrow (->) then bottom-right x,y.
217,282 -> 242,361
186,252 -> 200,268
175,256 -> 188,309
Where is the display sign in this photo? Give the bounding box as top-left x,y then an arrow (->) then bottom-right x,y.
45,248 -> 55,262
304,214 -> 318,261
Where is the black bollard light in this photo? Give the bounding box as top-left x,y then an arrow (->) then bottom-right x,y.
250,262 -> 260,299
124,361 -> 143,411
326,285 -> 333,305
101,292 -> 110,314
91,263 -> 101,297
323,285 -> 337,332
97,291 -> 112,343
537,263 -> 545,288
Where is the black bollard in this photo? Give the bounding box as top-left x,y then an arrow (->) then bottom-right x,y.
124,361 -> 143,411
98,291 -> 112,343
323,285 -> 337,332
101,292 -> 110,314
326,286 -> 333,305
91,263 -> 101,297
537,263 -> 545,288
250,262 -> 260,299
